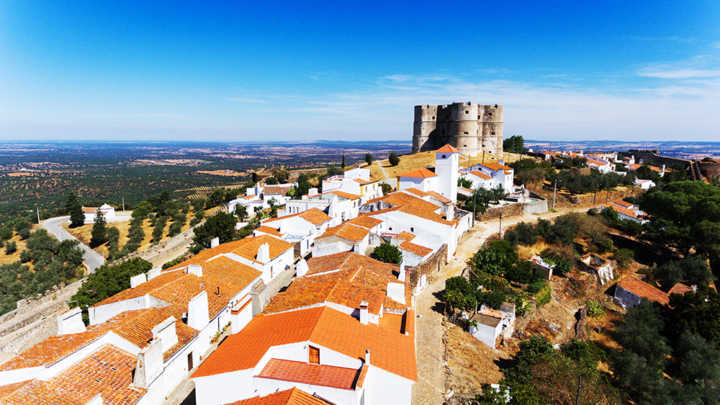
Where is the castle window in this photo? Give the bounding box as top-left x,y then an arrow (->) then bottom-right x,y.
464,131 -> 468,135
432,116 -> 435,119
441,155 -> 446,159
464,144 -> 467,147
492,132 -> 496,135
465,110 -> 469,114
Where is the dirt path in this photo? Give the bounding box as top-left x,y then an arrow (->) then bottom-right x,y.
412,207 -> 590,404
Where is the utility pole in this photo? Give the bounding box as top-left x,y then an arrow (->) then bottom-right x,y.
498,212 -> 503,238
36,207 -> 40,224
575,375 -> 582,405
122,197 -> 125,212
552,179 -> 557,210
472,190 -> 477,227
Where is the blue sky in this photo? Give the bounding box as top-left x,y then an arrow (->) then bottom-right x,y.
1,1 -> 719,142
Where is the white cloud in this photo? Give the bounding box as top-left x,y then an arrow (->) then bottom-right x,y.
638,68 -> 720,79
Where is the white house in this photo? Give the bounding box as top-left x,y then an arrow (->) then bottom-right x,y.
463,160 -> 514,192
228,194 -> 265,219
581,254 -> 615,285
191,251 -> 416,405
307,190 -> 361,224
82,203 -> 125,224
634,178 -> 656,190
469,303 -> 515,349
390,232 -> 434,267
0,246 -> 267,405
322,168 -> 383,204
585,156 -> 614,174
255,208 -> 333,257
396,168 -> 438,194
606,200 -> 649,224
312,222 -> 370,257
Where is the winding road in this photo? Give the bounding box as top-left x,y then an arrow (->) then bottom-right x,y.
42,216 -> 105,273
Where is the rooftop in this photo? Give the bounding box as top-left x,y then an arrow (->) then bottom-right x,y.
317,222 -> 369,242
436,144 -> 459,153
264,208 -> 332,226
618,277 -> 669,306
256,359 -> 362,390
396,168 -> 437,179
227,388 -> 331,405
191,306 -> 416,381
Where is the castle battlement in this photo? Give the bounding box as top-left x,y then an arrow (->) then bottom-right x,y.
412,102 -> 503,157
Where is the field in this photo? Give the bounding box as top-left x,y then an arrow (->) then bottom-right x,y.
369,150 -> 526,180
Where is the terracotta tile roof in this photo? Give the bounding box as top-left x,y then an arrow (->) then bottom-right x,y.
256,359 -> 361,390
479,162 -> 512,171
458,186 -> 473,193
436,144 -> 459,153
469,170 -> 492,180
618,277 -> 669,306
263,208 -> 331,226
305,251 -> 397,277
347,215 -> 383,229
403,188 -> 452,204
668,282 -> 694,296
367,192 -> 456,226
263,185 -> 292,195
254,225 -> 284,237
586,157 -> 610,166
611,200 -> 633,209
606,203 -> 645,221
356,364 -> 369,388
397,168 -> 437,179
227,388 -> 331,405
354,177 -> 379,184
399,241 -> 433,257
317,223 -> 369,243
0,345 -> 146,405
326,190 -> 361,200
228,235 -> 295,264
82,207 -> 98,213
192,306 -> 416,381
396,231 -> 416,241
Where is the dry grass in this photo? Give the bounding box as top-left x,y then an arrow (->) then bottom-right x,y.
369,150 -> 526,180
63,215 -> 192,259
516,241 -> 550,260
445,321 -> 508,396
0,234 -> 29,265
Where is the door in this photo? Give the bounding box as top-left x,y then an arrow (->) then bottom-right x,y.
309,346 -> 320,364
187,352 -> 193,371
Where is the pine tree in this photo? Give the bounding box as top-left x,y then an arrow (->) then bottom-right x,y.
364,153 -> 373,165
341,154 -> 346,169
90,211 -> 108,248
66,192 -> 85,228
388,152 -> 400,166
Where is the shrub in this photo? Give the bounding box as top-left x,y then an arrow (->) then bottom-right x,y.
381,183 -> 392,195
370,243 -> 402,264
614,248 -> 634,269
586,300 -> 605,317
388,152 -> 399,166
4,241 -> 17,254
535,283 -> 552,306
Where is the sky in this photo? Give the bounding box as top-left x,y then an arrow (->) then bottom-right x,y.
1,1 -> 719,142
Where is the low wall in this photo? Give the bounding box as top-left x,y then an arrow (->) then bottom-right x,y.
406,244 -> 448,289
476,203 -> 523,221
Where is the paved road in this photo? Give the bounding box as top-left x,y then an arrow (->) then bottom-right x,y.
42,216 -> 105,273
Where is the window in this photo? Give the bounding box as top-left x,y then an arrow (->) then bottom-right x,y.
492,132 -> 496,135
464,144 -> 467,147
187,352 -> 194,370
411,227 -> 414,232
465,110 -> 469,114
432,116 -> 435,119
309,346 -> 320,364
441,154 -> 446,159
464,131 -> 468,135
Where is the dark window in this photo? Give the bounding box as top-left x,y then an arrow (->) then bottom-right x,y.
309,346 -> 320,364
187,352 -> 194,370
465,110 -> 469,114
464,131 -> 468,135
411,227 -> 414,232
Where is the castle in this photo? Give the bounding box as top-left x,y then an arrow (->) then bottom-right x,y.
412,102 -> 503,157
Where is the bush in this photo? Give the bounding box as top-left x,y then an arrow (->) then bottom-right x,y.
586,299 -> 605,317
4,241 -> 17,254
370,243 -> 402,264
472,240 -> 518,276
614,248 -> 634,269
381,183 -> 392,195
388,152 -> 399,166
0,226 -> 13,241
364,153 -> 373,165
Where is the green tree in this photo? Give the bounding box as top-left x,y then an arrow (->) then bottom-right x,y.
90,211 -> 108,248
370,242 -> 402,264
381,183 -> 392,195
234,205 -> 248,222
66,192 -> 85,228
388,152 -> 400,166
4,240 -> 17,254
364,153 -> 373,165
503,135 -> 524,154
341,154 -> 346,169
472,240 -> 518,276
295,174 -> 311,197
457,177 -> 473,189
0,226 -> 12,242
191,212 -> 237,252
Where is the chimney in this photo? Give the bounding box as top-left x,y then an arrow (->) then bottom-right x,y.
256,242 -> 270,264
210,237 -> 220,248
187,264 -> 202,277
133,338 -> 164,388
365,349 -> 371,365
296,259 -> 309,277
499,159 -> 505,167
130,273 -> 147,288
359,301 -> 369,325
187,291 -> 209,330
57,307 -> 86,335
309,187 -> 318,196
398,262 -> 406,282
152,316 -> 178,352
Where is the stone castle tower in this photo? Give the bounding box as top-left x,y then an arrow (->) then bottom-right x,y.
412,102 -> 503,157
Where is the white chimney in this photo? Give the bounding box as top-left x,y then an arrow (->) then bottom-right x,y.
133,338 -> 164,388
187,264 -> 202,277
256,242 -> 270,264
296,259 -> 309,277
152,316 -> 178,352
365,349 -> 371,365
130,273 -> 147,288
210,237 -> 220,248
187,291 -> 209,330
398,262 -> 406,282
57,307 -> 86,335
309,187 -> 319,196
359,301 -> 369,325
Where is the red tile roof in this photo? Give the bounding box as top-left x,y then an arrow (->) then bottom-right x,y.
436,144 -> 459,153
366,192 -> 456,226
192,306 -> 416,381
469,170 -> 492,180
227,388 -> 331,405
263,185 -> 292,195
0,345 -> 146,405
305,251 -> 397,277
254,226 -> 284,237
399,241 -> 433,257
618,277 -> 669,306
668,282 -> 694,296
317,223 -> 369,242
256,359 -> 361,390
264,208 -> 332,226
397,168 -> 437,179
403,188 -> 452,204
347,215 -> 383,229
479,162 -> 512,171
324,190 -> 361,200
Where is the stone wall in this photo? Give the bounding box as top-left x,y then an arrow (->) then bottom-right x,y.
476,202 -> 523,221
406,244 -> 448,289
